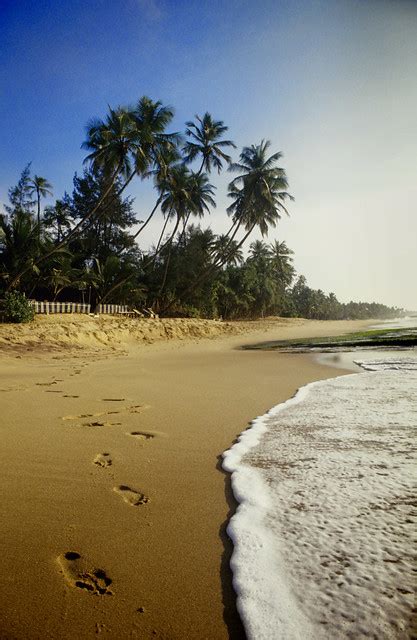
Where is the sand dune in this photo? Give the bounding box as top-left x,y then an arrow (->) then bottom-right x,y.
0,314 -> 298,353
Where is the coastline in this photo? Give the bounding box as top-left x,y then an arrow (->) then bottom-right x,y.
0,317 -> 373,639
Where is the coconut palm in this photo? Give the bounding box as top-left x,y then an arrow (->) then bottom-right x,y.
226,140 -> 293,247
183,112 -> 236,175
248,240 -> 272,263
130,145 -> 181,244
153,167 -> 214,251
79,98 -> 178,235
210,235 -> 243,267
43,199 -> 72,243
7,98 -> 176,290
269,240 -> 295,289
89,255 -> 143,306
0,211 -> 41,289
170,141 -> 293,309
28,175 -> 53,240
131,96 -> 178,168
156,167 -> 215,300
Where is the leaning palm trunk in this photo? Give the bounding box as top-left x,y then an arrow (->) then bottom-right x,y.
211,218 -> 241,267
36,190 -> 41,243
99,275 -> 132,304
157,215 -> 181,299
100,169 -> 137,222
177,210 -> 192,246
131,192 -> 163,241
143,211 -> 175,269
7,164 -> 122,291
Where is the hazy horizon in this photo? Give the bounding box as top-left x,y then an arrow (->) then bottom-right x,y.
1,0 -> 416,310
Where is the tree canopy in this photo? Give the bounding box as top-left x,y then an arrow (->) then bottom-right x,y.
0,96 -> 402,320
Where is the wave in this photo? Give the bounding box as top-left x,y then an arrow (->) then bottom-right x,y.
223,357 -> 417,639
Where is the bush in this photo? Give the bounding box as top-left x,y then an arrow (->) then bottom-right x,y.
3,291 -> 35,323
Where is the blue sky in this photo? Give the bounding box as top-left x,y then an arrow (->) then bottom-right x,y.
1,0 -> 416,308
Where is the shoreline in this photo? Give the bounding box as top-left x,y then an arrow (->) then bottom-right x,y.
0,317 -> 374,639
225,351 -> 417,639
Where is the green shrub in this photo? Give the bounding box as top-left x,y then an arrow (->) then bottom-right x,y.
3,291 -> 35,323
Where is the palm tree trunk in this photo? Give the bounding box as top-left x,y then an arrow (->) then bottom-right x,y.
197,158 -> 205,176
211,219 -> 241,267
157,215 -> 180,297
100,275 -> 132,304
177,211 -> 192,246
143,212 -> 171,269
37,188 -> 41,243
131,193 -> 163,241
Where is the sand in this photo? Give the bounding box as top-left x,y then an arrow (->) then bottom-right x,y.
0,316 -> 373,639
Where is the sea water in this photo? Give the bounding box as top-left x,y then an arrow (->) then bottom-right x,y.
223,354 -> 417,639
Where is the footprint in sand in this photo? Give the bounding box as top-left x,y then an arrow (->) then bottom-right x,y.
36,381 -> 57,386
101,398 -> 125,402
62,410 -> 120,421
127,404 -> 148,414
63,395 -> 80,398
114,485 -> 149,506
57,551 -> 113,595
80,420 -> 122,428
128,431 -> 155,441
93,453 -> 112,467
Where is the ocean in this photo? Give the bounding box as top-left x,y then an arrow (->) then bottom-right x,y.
223,327 -> 417,639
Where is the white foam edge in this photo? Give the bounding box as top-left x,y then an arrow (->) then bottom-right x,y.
222,376 -> 356,640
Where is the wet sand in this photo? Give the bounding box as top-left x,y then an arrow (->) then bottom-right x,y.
0,317 -> 371,639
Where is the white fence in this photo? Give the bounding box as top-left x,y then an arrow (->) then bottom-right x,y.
29,301 -> 91,314
29,301 -> 130,315
97,304 -> 129,315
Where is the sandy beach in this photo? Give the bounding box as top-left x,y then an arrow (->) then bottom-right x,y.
0,316 -> 372,640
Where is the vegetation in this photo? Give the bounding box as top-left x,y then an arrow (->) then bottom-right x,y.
2,291 -> 35,323
242,327 -> 417,351
0,96 -> 403,321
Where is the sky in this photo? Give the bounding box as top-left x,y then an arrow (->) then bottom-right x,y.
1,0 -> 416,310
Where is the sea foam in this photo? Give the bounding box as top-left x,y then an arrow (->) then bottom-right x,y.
223,357 -> 417,639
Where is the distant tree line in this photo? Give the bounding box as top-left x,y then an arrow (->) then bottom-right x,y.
0,97 -> 402,320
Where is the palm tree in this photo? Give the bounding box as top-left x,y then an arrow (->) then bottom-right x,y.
41,257 -> 86,301
210,235 -> 243,267
269,240 -> 295,289
113,97 -> 180,247
183,112 -> 236,175
6,97 -> 175,290
248,240 -> 271,263
0,211 -> 40,289
43,199 -> 72,243
156,166 -> 215,301
90,255 -> 139,305
179,113 -> 233,242
169,141 -> 293,310
63,97 -> 177,243
130,145 -> 180,244
225,140 -> 293,251
28,175 -> 53,241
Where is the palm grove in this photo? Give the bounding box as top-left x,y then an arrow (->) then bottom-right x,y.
0,97 -> 400,320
